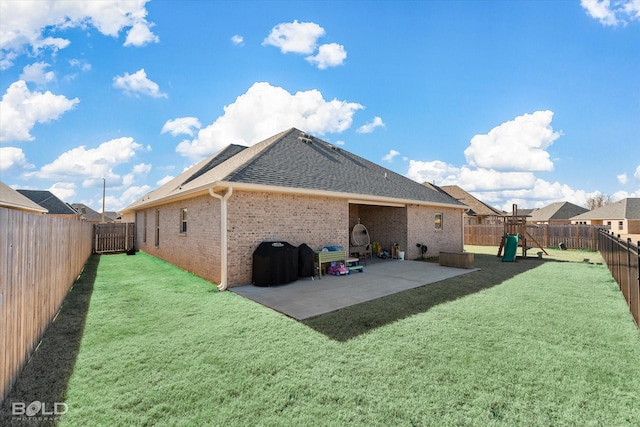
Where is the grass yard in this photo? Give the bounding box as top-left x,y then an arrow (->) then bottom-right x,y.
2,248 -> 639,426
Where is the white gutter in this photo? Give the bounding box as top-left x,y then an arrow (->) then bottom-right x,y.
208,186 -> 233,291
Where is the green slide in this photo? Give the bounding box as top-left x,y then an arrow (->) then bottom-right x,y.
502,234 -> 519,262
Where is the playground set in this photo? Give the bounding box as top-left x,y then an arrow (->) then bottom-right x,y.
497,204 -> 548,262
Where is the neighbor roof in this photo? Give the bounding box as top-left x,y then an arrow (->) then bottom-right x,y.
0,181 -> 48,213
71,203 -> 115,221
528,201 -> 588,222
16,189 -> 77,215
124,128 -> 466,212
439,185 -> 503,217
571,198 -> 640,221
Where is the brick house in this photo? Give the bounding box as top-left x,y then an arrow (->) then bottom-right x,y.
439,185 -> 504,225
571,198 -> 640,235
527,201 -> 588,225
121,128 -> 467,290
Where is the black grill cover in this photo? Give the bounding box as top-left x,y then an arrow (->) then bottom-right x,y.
298,243 -> 315,278
252,241 -> 299,286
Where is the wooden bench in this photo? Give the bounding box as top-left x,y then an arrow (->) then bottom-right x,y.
439,251 -> 474,269
315,250 -> 347,279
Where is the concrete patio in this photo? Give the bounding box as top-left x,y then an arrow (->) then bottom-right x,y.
231,259 -> 479,319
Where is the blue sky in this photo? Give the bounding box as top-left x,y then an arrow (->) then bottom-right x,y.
1,0 -> 638,213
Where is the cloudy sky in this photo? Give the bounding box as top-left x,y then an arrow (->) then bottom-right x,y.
1,0 -> 638,213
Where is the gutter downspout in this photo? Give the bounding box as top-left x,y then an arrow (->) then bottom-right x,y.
208,187 -> 233,291
461,209 -> 465,251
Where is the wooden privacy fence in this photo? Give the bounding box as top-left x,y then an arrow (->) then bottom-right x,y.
0,208 -> 93,403
598,229 -> 640,329
465,224 -> 601,251
93,222 -> 135,254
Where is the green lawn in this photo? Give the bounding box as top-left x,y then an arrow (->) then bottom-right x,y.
2,248 -> 639,427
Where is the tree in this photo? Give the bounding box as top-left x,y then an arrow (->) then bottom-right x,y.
586,194 -> 612,210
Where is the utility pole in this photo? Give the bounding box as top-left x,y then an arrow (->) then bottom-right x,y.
101,178 -> 106,224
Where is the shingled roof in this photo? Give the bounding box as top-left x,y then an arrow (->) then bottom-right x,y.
0,181 -> 48,213
571,198 -> 640,221
16,189 -> 78,215
124,128 -> 465,212
528,201 -> 588,222
439,185 -> 503,217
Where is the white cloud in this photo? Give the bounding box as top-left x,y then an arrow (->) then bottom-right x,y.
635,165 -> 640,179
454,167 -> 537,191
617,173 -> 628,184
306,43 -> 347,69
48,182 -> 76,201
403,111 -> 598,210
20,62 -> 55,84
176,82 -> 363,161
357,117 -> 385,134
263,20 -> 325,54
0,147 -> 33,171
382,150 -> 400,163
0,80 -> 79,142
623,0 -> 640,19
113,69 -> 167,98
471,178 -> 598,211
464,110 -> 560,172
105,184 -> 152,212
122,163 -> 151,186
36,137 -> 143,185
69,59 -> 91,72
0,0 -> 158,69
406,159 -> 461,185
231,35 -> 244,46
162,117 -> 202,136
124,20 -> 159,47
581,0 -> 640,26
581,0 -> 620,25
612,188 -> 640,200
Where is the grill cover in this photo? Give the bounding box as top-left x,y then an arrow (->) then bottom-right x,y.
298,243 -> 315,278
252,241 -> 299,286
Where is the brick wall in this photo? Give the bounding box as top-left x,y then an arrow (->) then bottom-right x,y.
135,194 -> 221,284
227,191 -> 347,286
406,205 -> 463,259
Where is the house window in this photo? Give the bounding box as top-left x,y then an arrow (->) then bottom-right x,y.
607,221 -> 612,228
155,209 -> 160,246
180,208 -> 188,233
435,213 -> 443,230
618,221 -> 623,231
143,211 -> 147,243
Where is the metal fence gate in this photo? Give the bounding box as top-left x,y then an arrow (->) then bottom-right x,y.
93,222 -> 135,254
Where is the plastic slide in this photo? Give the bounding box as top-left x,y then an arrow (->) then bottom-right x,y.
502,234 -> 519,262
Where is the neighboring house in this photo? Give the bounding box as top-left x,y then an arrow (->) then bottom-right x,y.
121,128 -> 467,290
571,198 -> 640,235
105,211 -> 121,222
527,201 -> 588,225
71,203 -> 116,223
439,185 -> 504,225
16,189 -> 80,219
0,181 -> 48,214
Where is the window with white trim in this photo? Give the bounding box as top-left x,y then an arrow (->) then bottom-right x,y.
180,208 -> 188,233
